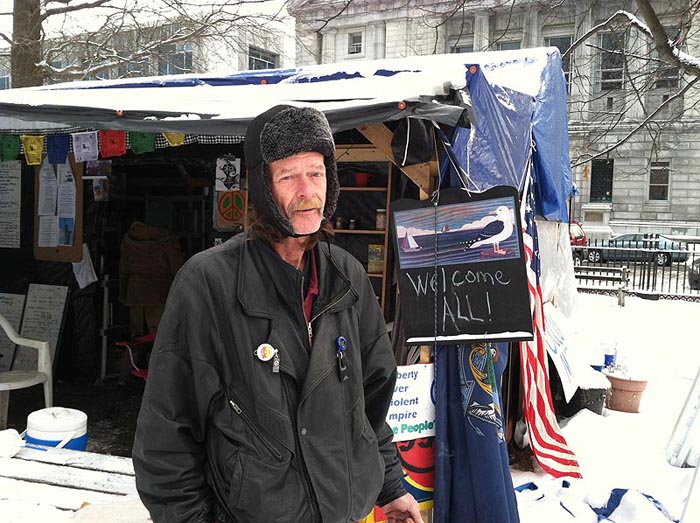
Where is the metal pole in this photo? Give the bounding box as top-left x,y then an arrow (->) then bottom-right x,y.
682,464 -> 699,523
100,274 -> 109,382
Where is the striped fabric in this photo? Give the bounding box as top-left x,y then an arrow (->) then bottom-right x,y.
519,173 -> 582,478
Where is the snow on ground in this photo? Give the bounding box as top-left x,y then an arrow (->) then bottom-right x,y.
512,292 -> 699,522
1,292 -> 697,521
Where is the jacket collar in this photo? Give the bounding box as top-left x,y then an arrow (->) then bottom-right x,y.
238,234 -> 356,318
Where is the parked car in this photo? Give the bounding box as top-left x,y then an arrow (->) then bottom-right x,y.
569,222 -> 587,266
687,258 -> 700,289
587,233 -> 689,266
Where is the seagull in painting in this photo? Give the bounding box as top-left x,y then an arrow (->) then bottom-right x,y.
463,205 -> 514,255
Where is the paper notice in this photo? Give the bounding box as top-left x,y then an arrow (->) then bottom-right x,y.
57,181 -> 76,218
38,215 -> 58,247
72,243 -> 98,289
215,156 -> 241,191
38,160 -> 57,216
56,162 -> 75,184
58,217 -> 75,246
0,161 -> 22,248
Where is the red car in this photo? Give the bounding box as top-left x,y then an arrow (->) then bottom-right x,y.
570,222 -> 587,265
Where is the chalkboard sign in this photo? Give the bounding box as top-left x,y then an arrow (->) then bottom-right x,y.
392,186 -> 533,344
0,293 -> 25,372
13,284 -> 69,371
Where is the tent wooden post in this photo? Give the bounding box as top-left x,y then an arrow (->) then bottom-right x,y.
357,122 -> 437,523
357,123 -> 436,199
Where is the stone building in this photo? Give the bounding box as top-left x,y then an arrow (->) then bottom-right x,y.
289,0 -> 700,238
0,9 -> 294,87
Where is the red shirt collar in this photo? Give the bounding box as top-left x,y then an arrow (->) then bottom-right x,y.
303,248 -> 319,322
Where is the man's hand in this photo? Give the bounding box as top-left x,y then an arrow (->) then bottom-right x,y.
380,493 -> 424,523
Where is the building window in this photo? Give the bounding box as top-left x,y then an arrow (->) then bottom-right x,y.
83,69 -> 111,81
590,159 -> 614,203
0,56 -> 10,89
248,46 -> 279,70
452,44 -> 473,53
348,32 -> 363,55
497,40 -> 521,51
649,161 -> 670,201
598,32 -> 625,91
654,27 -> 680,89
545,35 -> 573,92
158,43 -> 193,75
655,64 -> 680,89
117,60 -> 148,78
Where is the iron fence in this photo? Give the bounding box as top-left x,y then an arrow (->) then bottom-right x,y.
572,237 -> 700,300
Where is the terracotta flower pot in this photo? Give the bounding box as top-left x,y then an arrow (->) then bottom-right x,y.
604,373 -> 648,413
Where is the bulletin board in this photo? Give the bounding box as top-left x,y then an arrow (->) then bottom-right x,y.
33,154 -> 84,262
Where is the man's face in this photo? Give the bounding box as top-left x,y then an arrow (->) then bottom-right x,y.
269,151 -> 327,235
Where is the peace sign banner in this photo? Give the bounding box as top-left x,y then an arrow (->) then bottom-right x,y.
214,189 -> 247,232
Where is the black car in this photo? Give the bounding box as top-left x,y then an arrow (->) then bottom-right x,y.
587,233 -> 689,266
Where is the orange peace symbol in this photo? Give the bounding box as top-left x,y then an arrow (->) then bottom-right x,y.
218,192 -> 244,222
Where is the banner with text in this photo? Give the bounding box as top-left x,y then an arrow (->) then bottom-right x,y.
387,364 -> 436,442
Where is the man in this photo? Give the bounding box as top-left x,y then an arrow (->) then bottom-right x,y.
133,105 -> 423,523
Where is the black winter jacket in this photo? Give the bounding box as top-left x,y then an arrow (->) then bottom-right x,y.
132,234 -> 406,523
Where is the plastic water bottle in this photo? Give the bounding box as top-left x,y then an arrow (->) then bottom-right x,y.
603,342 -> 617,369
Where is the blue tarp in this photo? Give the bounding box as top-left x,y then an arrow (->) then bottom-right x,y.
439,50 -> 572,221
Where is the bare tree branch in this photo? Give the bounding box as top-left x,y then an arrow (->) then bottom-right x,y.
564,6 -> 700,76
0,31 -> 13,46
315,0 -> 354,33
41,0 -> 114,22
571,75 -> 700,168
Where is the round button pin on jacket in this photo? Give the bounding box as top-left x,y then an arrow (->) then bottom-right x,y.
255,343 -> 277,362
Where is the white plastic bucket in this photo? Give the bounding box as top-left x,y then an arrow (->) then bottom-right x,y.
25,407 -> 88,451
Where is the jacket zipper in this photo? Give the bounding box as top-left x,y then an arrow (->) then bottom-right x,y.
311,286 -> 351,325
228,399 -> 283,461
307,286 -> 352,349
302,275 -> 351,351
297,279 -> 352,522
297,279 -> 320,521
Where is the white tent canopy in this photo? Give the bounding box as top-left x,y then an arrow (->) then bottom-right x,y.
0,49 -> 558,135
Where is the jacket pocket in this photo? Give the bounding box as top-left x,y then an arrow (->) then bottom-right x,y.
228,397 -> 284,461
236,453 -> 308,521
225,451 -> 244,510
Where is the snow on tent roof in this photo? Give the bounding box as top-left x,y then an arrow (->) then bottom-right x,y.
0,48 -> 571,220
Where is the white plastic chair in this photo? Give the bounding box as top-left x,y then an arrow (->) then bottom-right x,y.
0,312 -> 53,430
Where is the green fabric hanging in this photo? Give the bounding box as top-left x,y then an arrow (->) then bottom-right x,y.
0,135 -> 21,162
129,132 -> 156,155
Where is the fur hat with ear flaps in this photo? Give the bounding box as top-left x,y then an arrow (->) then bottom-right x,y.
244,105 -> 339,238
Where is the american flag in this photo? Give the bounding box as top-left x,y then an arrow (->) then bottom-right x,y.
519,174 -> 582,478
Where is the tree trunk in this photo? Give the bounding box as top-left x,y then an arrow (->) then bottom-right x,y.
12,0 -> 43,88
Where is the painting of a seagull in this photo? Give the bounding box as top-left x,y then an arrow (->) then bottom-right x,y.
394,196 -> 521,270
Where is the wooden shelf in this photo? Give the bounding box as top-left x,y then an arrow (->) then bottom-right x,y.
340,187 -> 387,192
335,145 -> 393,321
334,229 -> 385,235
335,144 -> 389,162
